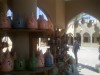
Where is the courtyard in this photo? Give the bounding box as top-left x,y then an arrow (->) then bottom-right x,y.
68,46 -> 100,75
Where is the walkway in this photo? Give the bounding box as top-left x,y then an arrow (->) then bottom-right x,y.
68,46 -> 100,75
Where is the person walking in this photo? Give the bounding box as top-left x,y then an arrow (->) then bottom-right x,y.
73,38 -> 80,64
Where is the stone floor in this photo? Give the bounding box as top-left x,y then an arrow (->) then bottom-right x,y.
68,46 -> 100,75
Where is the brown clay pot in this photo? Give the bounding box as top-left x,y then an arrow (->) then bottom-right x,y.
37,50 -> 44,67
38,15 -> 48,29
27,15 -> 38,29
1,50 -> 14,72
0,17 -> 11,28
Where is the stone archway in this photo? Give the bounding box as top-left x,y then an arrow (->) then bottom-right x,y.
83,32 -> 90,43
66,12 -> 100,46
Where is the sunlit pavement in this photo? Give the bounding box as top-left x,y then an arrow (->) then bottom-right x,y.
68,46 -> 100,75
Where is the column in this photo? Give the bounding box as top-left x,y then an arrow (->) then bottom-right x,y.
90,34 -> 92,46
12,0 -> 37,19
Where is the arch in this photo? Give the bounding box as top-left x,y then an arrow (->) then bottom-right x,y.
83,32 -> 90,43
66,12 -> 99,30
92,32 -> 99,43
76,33 -> 81,44
67,33 -> 73,45
66,12 -> 100,46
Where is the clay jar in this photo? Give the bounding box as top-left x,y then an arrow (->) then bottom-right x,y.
44,49 -> 53,67
28,54 -> 38,71
26,15 -> 38,29
0,17 -> 11,28
14,56 -> 25,71
36,50 -> 44,68
38,15 -> 48,29
1,50 -> 14,72
12,16 -> 25,28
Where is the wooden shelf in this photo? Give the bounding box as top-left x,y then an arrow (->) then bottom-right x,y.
0,28 -> 53,32
0,67 -> 53,74
0,28 -> 54,37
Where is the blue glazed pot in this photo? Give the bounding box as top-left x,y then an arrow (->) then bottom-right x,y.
44,50 -> 53,67
12,16 -> 25,28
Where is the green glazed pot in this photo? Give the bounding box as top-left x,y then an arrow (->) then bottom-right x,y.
28,54 -> 38,71
14,57 -> 25,71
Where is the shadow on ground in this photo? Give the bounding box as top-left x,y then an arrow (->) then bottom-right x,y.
78,63 -> 97,72
71,63 -> 98,75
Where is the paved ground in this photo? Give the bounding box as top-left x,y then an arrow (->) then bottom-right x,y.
68,46 -> 100,75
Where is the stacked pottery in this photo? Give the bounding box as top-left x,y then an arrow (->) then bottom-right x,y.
1,50 -> 14,72
37,50 -> 44,68
0,13 -> 11,28
38,15 -> 48,29
44,49 -> 53,67
26,14 -> 38,29
28,54 -> 38,70
47,18 -> 54,31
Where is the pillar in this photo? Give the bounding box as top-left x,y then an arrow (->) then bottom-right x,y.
12,0 -> 37,19
81,34 -> 83,46
90,34 -> 92,46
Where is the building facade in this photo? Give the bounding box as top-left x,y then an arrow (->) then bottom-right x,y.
67,13 -> 100,46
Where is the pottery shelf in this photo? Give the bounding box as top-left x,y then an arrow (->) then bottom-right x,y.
0,28 -> 54,37
0,66 -> 53,75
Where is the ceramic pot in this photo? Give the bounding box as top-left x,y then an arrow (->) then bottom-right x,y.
1,50 -> 14,72
44,49 -> 53,67
28,54 -> 38,70
37,50 -> 44,67
26,15 -> 38,29
38,15 -> 48,29
12,16 -> 25,28
14,56 -> 25,71
0,17 -> 11,28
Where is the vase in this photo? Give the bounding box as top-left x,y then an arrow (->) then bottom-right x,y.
28,54 -> 38,70
26,14 -> 38,29
0,17 -> 11,28
38,15 -> 48,29
14,56 -> 25,71
12,16 -> 25,28
44,49 -> 53,67
37,50 -> 44,67
1,50 -> 14,72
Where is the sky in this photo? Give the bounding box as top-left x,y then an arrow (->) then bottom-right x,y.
7,7 -> 48,20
